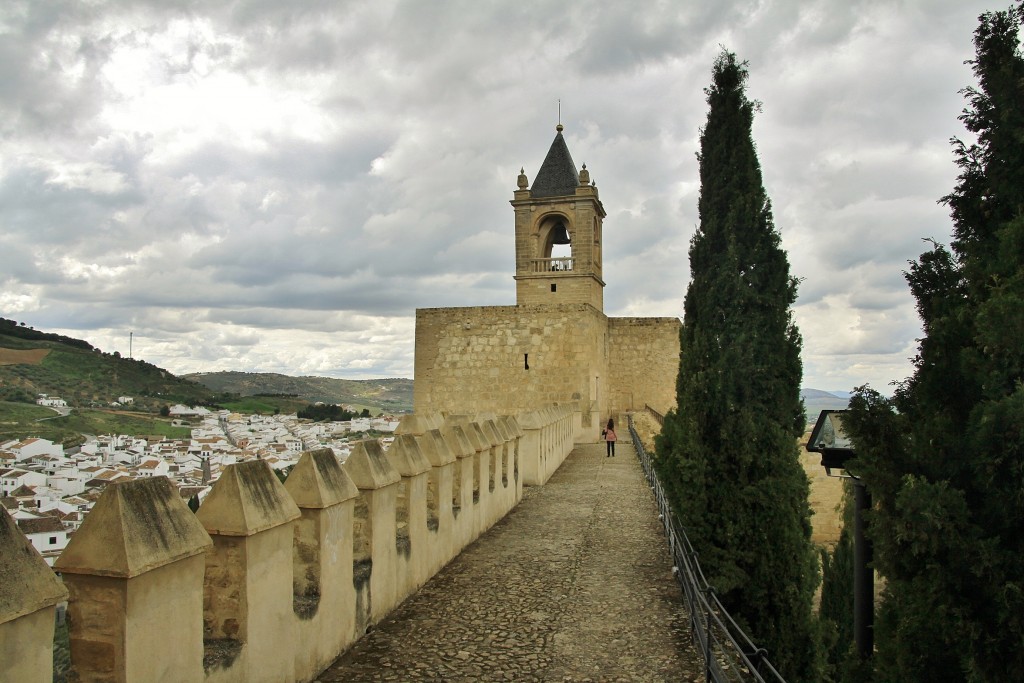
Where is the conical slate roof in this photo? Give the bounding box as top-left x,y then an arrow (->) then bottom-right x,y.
530,127 -> 580,198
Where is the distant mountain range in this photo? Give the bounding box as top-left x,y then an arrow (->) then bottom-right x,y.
184,371 -> 414,413
800,388 -> 851,423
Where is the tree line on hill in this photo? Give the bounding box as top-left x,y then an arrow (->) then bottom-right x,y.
656,5 -> 1023,683
0,318 -> 94,350
297,404 -> 371,422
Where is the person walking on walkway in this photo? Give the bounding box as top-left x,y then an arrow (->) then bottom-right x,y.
603,418 -> 617,457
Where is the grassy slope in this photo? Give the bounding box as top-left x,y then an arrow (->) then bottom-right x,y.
0,332 -> 212,411
0,401 -> 191,445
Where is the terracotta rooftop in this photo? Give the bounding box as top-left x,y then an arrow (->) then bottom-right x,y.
16,515 -> 65,535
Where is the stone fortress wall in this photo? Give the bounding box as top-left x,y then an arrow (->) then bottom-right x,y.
1,407 -> 576,683
606,317 -> 681,414
414,304 -> 608,431
414,305 -> 680,437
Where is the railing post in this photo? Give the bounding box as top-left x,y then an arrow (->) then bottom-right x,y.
1,508 -> 68,683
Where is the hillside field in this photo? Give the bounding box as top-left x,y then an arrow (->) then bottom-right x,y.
0,402 -> 191,446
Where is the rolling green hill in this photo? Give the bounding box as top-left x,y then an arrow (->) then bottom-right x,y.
0,319 -> 213,412
185,371 -> 413,413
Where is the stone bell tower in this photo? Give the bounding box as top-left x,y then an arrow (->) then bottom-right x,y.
511,124 -> 607,311
414,122 -> 680,427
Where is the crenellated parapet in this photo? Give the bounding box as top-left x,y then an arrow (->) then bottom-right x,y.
1,407 -> 573,683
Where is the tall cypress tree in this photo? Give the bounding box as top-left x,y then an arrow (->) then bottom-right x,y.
655,50 -> 820,680
845,6 -> 1024,681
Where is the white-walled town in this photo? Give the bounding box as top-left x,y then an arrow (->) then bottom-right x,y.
1,403 -> 400,566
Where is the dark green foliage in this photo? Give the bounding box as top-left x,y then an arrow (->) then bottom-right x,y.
188,494 -> 201,513
0,385 -> 35,403
654,49 -> 820,680
819,484 -> 872,683
845,6 -> 1024,681
272,464 -> 295,484
0,317 -> 94,350
297,403 -> 355,422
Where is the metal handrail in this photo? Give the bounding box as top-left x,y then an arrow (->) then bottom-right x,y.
628,415 -> 788,683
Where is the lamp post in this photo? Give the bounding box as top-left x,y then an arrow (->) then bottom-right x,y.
806,409 -> 873,660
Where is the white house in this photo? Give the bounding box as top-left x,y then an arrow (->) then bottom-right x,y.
45,474 -> 87,497
5,437 -> 63,461
136,458 -> 170,478
36,396 -> 67,408
16,513 -> 70,567
169,405 -> 211,418
1,468 -> 47,496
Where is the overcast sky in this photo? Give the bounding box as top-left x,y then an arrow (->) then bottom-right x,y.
0,0 -> 1004,393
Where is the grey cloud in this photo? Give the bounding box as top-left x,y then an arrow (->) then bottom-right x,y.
0,0 -> 998,388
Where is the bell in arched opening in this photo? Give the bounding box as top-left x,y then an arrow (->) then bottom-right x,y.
550,221 -> 571,245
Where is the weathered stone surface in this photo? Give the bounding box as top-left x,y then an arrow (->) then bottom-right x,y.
387,434 -> 432,477
64,554 -> 206,683
517,409 -> 544,430
417,429 -> 457,467
491,417 -> 513,442
321,443 -> 701,681
440,425 -> 474,459
501,415 -> 523,437
197,460 -> 300,537
414,303 -> 679,429
0,508 -> 66,623
394,413 -> 444,436
286,448 -> 359,509
478,419 -> 503,447
344,440 -> 401,490
465,423 -> 488,453
56,476 -> 211,578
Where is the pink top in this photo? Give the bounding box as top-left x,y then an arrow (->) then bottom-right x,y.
605,428 -> 617,442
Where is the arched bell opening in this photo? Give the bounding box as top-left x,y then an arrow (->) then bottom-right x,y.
539,214 -> 573,272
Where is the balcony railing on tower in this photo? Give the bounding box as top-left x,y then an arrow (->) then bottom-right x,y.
528,257 -> 574,273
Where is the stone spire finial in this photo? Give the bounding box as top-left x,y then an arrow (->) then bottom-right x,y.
517,167 -> 528,189
578,163 -> 590,185
556,123 -> 564,133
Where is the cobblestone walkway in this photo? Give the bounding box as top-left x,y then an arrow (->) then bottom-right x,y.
318,442 -> 703,682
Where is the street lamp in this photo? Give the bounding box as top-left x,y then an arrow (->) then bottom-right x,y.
806,409 -> 873,661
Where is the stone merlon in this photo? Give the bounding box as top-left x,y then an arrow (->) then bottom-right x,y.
55,476 -> 211,578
